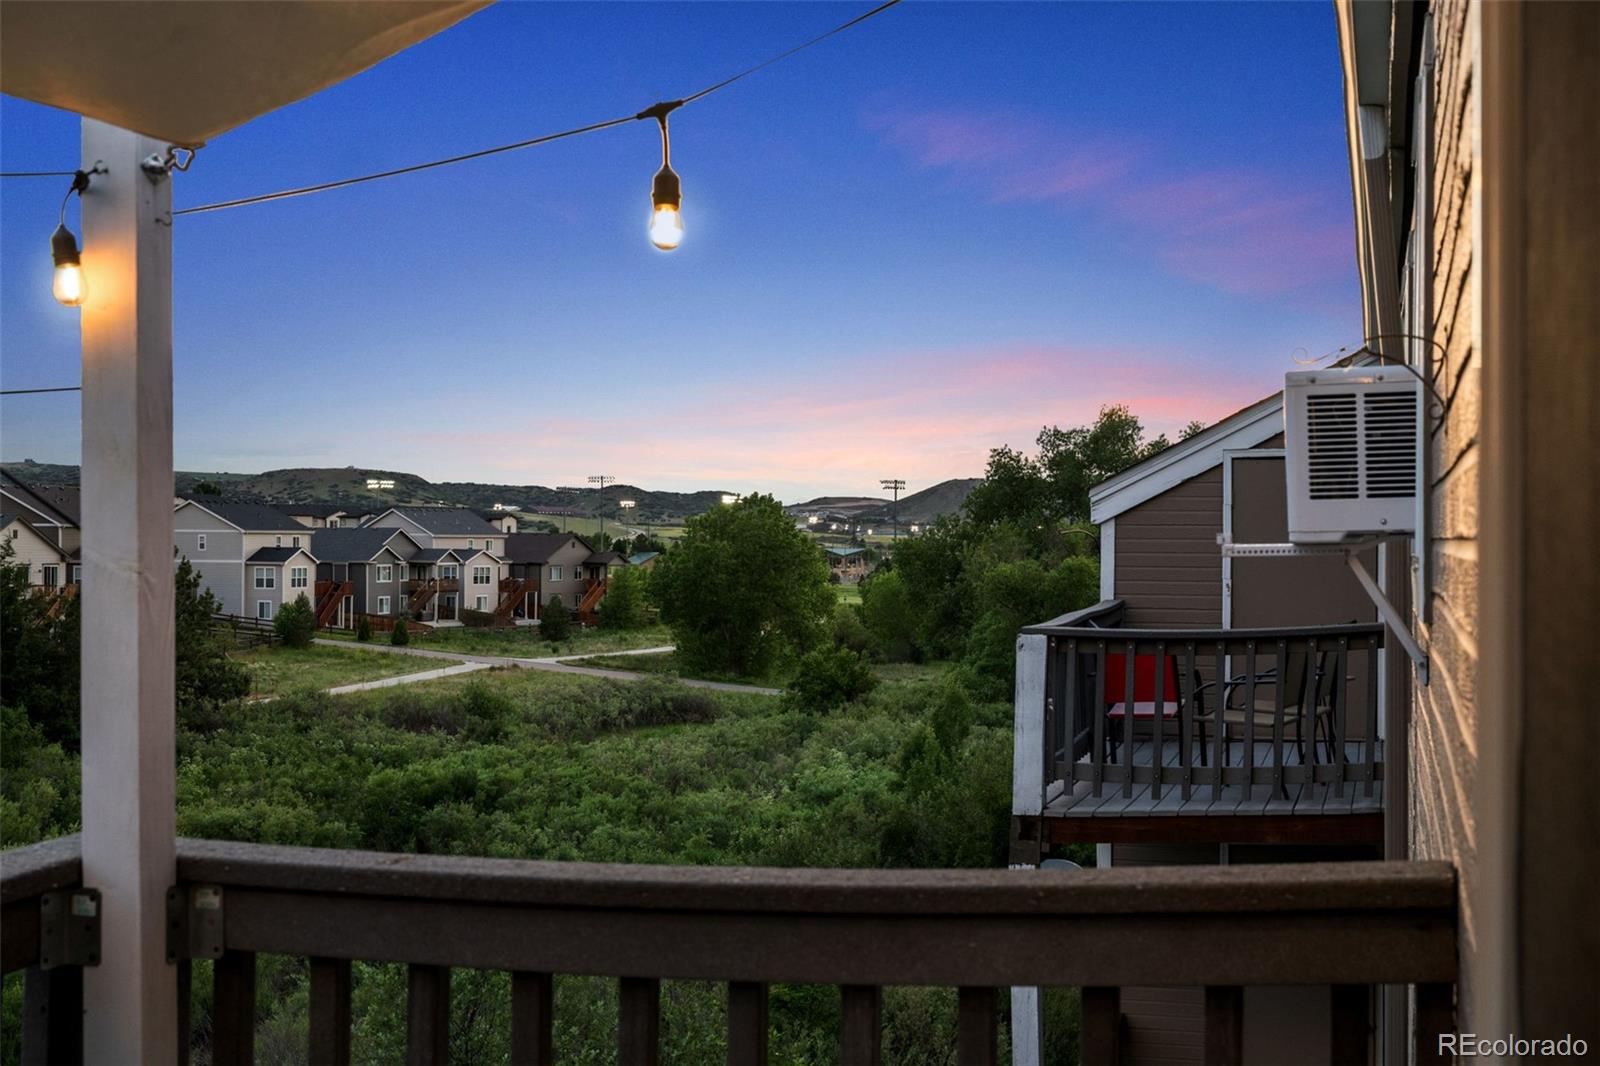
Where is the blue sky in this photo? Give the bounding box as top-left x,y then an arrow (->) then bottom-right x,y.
1,1 -> 1359,501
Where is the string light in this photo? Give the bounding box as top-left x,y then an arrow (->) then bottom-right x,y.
4,0 -> 904,291
639,101 -> 685,250
50,167 -> 100,307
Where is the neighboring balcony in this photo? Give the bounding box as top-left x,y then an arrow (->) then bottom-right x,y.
2,835 -> 1457,1065
1013,601 -> 1387,854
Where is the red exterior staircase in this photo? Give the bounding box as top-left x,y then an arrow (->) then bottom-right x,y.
314,579 -> 353,628
495,577 -> 533,625
576,577 -> 607,625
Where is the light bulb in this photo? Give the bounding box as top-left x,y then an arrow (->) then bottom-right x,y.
50,224 -> 85,307
650,204 -> 684,250
650,163 -> 683,251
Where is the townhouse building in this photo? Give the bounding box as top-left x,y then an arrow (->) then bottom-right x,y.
172,499 -> 317,619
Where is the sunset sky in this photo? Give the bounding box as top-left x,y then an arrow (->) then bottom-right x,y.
1,2 -> 1360,502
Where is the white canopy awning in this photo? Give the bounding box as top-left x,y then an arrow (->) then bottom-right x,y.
1,0 -> 489,147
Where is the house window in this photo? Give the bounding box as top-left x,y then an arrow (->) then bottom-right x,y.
549,565 -> 563,581
275,536 -> 282,547
256,600 -> 273,620
486,539 -> 494,553
292,535 -> 301,548
377,595 -> 391,615
71,565 -> 82,584
290,566 -> 309,589
441,564 -> 458,580
468,538 -> 476,549
400,593 -> 410,611
475,595 -> 488,611
376,564 -> 393,583
41,564 -> 60,586
328,518 -> 340,528
254,567 -> 275,589
472,565 -> 492,585
197,533 -> 206,551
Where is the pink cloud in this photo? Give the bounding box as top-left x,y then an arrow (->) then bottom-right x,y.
385,343 -> 1268,499
867,105 -> 1353,300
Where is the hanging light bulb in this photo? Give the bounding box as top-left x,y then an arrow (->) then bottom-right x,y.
51,224 -> 85,307
51,169 -> 94,307
642,104 -> 684,250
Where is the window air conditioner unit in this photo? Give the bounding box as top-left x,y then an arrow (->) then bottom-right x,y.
1284,367 -> 1420,543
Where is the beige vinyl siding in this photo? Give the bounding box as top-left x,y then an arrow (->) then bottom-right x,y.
1408,0 -> 1481,1019
1114,468 -> 1222,628
4,522 -> 69,586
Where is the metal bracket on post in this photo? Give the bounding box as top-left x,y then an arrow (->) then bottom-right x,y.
1217,535 -> 1430,685
166,884 -> 225,963
40,889 -> 102,969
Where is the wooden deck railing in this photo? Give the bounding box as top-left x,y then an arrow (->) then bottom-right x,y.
3,835 -> 1458,1064
1019,601 -> 1387,818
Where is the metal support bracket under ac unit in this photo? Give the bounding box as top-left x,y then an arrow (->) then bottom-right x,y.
1217,534 -> 1430,685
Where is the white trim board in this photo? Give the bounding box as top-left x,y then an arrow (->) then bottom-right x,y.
1089,393 -> 1284,525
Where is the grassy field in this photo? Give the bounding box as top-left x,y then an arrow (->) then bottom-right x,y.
515,516 -> 688,544
833,584 -> 863,605
321,623 -> 673,659
564,650 -> 945,689
232,644 -> 459,698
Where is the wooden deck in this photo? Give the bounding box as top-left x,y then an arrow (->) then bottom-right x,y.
1037,739 -> 1384,846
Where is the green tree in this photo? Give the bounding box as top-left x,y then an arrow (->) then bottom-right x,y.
356,614 -> 374,642
859,569 -> 918,662
599,566 -> 649,630
191,480 -> 223,496
273,593 -> 316,649
174,557 -> 250,718
390,617 -> 410,646
651,495 -> 834,678
539,595 -> 572,642
883,515 -> 975,660
0,539 -> 80,747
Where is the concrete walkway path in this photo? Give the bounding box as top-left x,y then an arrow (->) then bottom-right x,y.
324,661 -> 490,695
529,645 -> 674,664
313,638 -> 780,696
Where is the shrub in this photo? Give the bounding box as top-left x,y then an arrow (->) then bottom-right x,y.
390,617 -> 409,646
539,596 -> 572,642
356,615 -> 373,643
785,647 -> 879,714
273,594 -> 316,649
460,608 -> 497,628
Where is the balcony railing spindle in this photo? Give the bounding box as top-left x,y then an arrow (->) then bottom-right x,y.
308,956 -> 353,1066
511,971 -> 554,1065
956,986 -> 998,1066
1121,641 -> 1136,798
213,949 -> 257,1066
726,980 -> 769,1066
406,963 -> 450,1066
839,984 -> 882,1066
618,976 -> 661,1066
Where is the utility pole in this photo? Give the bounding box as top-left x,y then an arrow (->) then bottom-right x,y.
588,474 -> 615,546
879,478 -> 906,541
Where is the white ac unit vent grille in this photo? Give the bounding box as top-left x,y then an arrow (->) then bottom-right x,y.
1306,394 -> 1359,499
1285,368 -> 1420,543
1362,392 -> 1418,498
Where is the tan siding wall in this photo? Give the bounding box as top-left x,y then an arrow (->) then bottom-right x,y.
1411,0 -> 1482,1019
1114,468 -> 1222,628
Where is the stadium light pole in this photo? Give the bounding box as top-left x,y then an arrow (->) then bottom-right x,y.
588,474 -> 615,545
619,499 -> 636,548
879,478 -> 906,541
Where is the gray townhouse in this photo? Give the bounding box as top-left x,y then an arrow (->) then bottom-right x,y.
500,533 -> 628,623
307,526 -> 430,629
364,507 -> 507,617
173,499 -> 317,620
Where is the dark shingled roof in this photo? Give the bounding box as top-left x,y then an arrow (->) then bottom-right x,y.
0,470 -> 78,527
380,506 -> 501,536
411,547 -> 460,563
501,532 -> 588,564
585,551 -> 625,565
246,546 -> 306,564
277,503 -> 346,519
185,500 -> 306,532
31,485 -> 80,525
310,527 -> 413,563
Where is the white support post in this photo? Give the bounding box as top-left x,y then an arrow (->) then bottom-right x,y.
79,119 -> 178,1061
1011,634 -> 1048,819
1009,633 -> 1048,1066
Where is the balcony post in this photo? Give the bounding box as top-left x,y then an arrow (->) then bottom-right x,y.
78,118 -> 178,1063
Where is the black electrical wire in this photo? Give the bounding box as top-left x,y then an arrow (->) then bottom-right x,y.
0,386 -> 81,396
171,0 -> 903,218
0,171 -> 79,178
